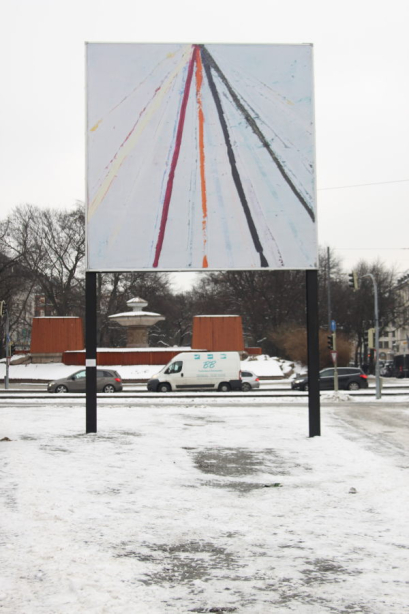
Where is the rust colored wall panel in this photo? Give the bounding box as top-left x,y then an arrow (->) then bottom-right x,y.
63,352 -> 84,366
30,318 -> 84,354
245,347 -> 262,355
191,316 -> 244,352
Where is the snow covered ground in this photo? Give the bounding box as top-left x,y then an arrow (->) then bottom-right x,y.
1,399 -> 408,613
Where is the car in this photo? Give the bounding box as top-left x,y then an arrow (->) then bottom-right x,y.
47,369 -> 123,393
241,370 -> 260,391
291,367 -> 368,391
380,361 -> 394,377
393,354 -> 409,378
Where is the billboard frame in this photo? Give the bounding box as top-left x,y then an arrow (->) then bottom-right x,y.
86,42 -> 318,273
85,269 -> 320,437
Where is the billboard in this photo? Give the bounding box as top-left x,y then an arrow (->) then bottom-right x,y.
86,43 -> 317,271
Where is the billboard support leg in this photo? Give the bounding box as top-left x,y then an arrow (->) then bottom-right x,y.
86,271 -> 97,433
306,270 -> 321,437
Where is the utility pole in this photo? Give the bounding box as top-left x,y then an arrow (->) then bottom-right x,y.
327,249 -> 339,393
350,272 -> 381,399
363,274 -> 381,400
327,247 -> 332,333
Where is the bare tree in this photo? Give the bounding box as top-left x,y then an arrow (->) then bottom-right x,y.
190,270 -> 306,354
0,203 -> 85,317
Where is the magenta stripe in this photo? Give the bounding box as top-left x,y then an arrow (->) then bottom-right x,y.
153,49 -> 196,267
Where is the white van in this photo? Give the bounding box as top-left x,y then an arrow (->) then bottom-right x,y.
147,352 -> 242,392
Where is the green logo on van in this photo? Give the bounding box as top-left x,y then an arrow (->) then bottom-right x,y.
203,361 -> 216,369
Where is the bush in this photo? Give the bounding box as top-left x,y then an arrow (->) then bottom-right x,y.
270,326 -> 352,370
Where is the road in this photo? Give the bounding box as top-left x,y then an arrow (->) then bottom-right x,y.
328,402 -> 409,455
1,377 -> 409,396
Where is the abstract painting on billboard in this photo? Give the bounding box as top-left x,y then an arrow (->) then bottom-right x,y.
86,43 -> 317,271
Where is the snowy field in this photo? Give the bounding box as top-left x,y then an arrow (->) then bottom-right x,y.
1,399 -> 409,613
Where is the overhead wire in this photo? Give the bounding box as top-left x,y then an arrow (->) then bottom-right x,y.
318,179 -> 409,191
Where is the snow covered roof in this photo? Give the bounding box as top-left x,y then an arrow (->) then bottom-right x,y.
108,311 -> 162,319
194,315 -> 239,318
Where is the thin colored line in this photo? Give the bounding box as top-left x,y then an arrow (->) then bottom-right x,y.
200,48 -> 269,268
194,45 -> 208,269
200,46 -> 315,222
90,52 -> 179,132
153,47 -> 196,268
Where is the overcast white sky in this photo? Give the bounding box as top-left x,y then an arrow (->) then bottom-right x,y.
1,0 -> 408,286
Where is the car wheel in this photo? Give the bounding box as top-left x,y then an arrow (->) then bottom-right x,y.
242,382 -> 252,392
348,381 -> 360,390
103,384 -> 116,393
218,382 -> 231,392
55,385 -> 68,393
158,383 -> 171,393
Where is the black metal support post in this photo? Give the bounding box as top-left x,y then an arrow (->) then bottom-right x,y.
86,271 -> 97,433
306,270 -> 321,437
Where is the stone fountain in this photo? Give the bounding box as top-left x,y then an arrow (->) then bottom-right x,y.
108,297 -> 165,348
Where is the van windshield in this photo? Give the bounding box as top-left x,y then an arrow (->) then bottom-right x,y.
165,361 -> 183,374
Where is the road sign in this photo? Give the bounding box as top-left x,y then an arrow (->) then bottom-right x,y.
331,351 -> 337,364
331,320 -> 336,332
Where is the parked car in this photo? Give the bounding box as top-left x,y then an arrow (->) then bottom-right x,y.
241,370 -> 260,391
48,369 -> 123,393
380,361 -> 394,377
291,367 -> 368,391
393,354 -> 409,378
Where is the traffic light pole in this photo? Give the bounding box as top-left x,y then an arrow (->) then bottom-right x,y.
333,335 -> 339,394
327,330 -> 338,393
363,273 -> 381,399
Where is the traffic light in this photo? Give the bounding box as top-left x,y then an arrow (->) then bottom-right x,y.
327,333 -> 335,350
368,328 -> 375,349
348,272 -> 359,290
364,330 -> 369,345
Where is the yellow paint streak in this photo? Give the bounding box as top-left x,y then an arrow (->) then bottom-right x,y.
90,119 -> 103,132
88,45 -> 193,219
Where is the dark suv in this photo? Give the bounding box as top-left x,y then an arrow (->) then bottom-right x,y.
291,367 -> 368,391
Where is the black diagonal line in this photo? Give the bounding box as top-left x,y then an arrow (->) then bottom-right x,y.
201,50 -> 269,268
200,46 -> 315,222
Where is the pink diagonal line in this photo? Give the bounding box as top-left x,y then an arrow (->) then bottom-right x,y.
153,48 -> 196,268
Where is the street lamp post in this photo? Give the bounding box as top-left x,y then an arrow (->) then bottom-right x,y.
5,308 -> 10,389
0,301 -> 10,390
